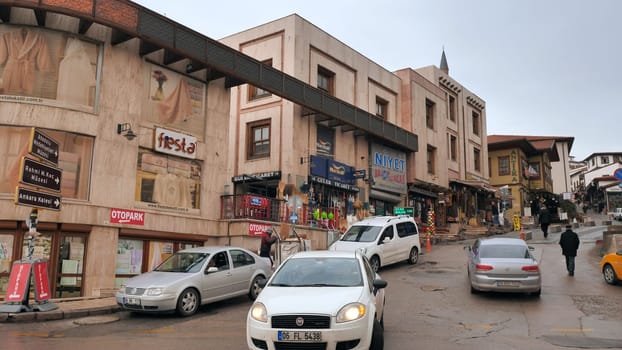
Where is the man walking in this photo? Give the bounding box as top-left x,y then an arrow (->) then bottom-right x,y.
539,205 -> 552,238
559,224 -> 580,276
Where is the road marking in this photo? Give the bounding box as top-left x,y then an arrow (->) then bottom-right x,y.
10,332 -> 64,338
551,328 -> 593,333
129,327 -> 175,334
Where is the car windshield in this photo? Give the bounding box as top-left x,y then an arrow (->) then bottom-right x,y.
340,225 -> 382,242
480,245 -> 530,259
154,252 -> 209,273
269,257 -> 363,287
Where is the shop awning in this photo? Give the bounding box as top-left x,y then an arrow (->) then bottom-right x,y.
450,179 -> 497,193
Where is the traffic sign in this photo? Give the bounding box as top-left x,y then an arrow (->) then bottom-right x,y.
15,187 -> 61,211
615,168 -> 622,181
29,128 -> 59,165
19,157 -> 62,192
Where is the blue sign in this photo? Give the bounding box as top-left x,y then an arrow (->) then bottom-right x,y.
615,168 -> 622,181
289,212 -> 298,224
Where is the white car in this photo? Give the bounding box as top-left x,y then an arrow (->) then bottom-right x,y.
116,246 -> 272,317
247,250 -> 387,350
329,215 -> 421,272
613,208 -> 622,221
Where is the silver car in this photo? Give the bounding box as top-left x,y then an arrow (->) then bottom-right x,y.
116,246 -> 272,316
466,238 -> 541,296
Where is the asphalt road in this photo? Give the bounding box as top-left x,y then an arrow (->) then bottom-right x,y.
1,227 -> 621,350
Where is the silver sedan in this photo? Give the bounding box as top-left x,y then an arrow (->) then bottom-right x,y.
466,237 -> 541,296
116,246 -> 272,316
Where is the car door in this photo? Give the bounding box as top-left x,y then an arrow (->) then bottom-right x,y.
228,249 -> 256,295
201,250 -> 234,302
378,224 -> 399,264
467,240 -> 481,277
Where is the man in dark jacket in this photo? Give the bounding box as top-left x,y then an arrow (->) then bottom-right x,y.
559,225 -> 580,276
539,206 -> 552,239
260,228 -> 278,266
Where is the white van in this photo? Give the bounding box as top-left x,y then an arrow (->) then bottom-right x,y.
328,215 -> 421,271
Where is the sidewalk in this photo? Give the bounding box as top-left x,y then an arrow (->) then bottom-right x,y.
0,296 -> 120,323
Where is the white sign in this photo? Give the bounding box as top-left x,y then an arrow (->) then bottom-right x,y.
153,127 -> 197,159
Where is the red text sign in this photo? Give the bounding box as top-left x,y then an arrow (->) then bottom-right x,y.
249,222 -> 272,237
5,261 -> 33,303
33,261 -> 51,302
110,208 -> 145,225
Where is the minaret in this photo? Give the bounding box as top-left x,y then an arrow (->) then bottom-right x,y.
440,48 -> 449,74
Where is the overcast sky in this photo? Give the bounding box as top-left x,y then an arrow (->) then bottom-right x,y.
135,0 -> 621,161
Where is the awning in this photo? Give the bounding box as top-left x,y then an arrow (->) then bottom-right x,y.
370,189 -> 403,203
409,186 -> 438,198
450,179 -> 497,193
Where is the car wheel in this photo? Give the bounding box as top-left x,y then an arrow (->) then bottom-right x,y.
176,288 -> 199,317
603,264 -> 619,285
369,255 -> 381,272
369,318 -> 384,350
407,247 -> 419,264
248,275 -> 264,300
531,289 -> 541,297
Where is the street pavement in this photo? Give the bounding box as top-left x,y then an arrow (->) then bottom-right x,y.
1,213 -> 618,324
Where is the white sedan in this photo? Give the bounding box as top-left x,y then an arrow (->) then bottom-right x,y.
247,250 -> 387,350
116,246 -> 272,317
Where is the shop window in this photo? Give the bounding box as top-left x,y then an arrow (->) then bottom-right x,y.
56,235 -> 86,298
248,59 -> 273,100
0,233 -> 15,299
247,120 -> 270,159
115,239 -> 144,288
136,149 -> 202,209
0,126 -> 94,199
317,66 -> 334,94
498,156 -> 510,176
148,241 -> 175,270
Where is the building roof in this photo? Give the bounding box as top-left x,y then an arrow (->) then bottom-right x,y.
488,134 -> 575,162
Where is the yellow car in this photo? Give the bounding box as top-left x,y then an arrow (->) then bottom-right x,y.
600,250 -> 622,285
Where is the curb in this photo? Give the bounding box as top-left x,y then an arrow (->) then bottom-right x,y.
1,303 -> 122,323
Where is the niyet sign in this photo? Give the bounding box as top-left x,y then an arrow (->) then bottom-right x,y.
249,222 -> 272,237
110,208 -> 145,225
154,127 -> 197,159
5,261 -> 33,303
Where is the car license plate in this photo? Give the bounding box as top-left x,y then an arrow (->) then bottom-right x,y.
124,297 -> 140,305
278,330 -> 322,342
497,281 -> 520,287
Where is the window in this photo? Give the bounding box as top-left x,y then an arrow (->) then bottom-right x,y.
248,59 -> 272,100
498,156 -> 510,176
248,120 -> 270,159
231,249 -> 256,268
448,95 -> 457,122
474,148 -> 481,172
427,145 -> 436,174
426,99 -> 435,129
375,96 -> 388,119
601,156 -> 609,164
472,111 -> 480,136
0,233 -> 15,299
317,66 -> 334,94
396,221 -> 417,238
449,134 -> 457,161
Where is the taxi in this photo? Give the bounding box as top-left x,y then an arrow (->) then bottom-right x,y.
600,250 -> 622,285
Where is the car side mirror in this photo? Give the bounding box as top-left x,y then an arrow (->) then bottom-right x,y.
372,278 -> 388,290
382,237 -> 391,244
206,266 -> 218,274
528,246 -> 535,251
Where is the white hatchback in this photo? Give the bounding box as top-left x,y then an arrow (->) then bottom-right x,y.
247,250 -> 387,350
329,215 -> 421,272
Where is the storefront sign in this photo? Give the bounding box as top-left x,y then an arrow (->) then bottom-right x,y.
370,143 -> 407,194
20,157 -> 62,192
310,175 -> 359,192
310,156 -> 355,185
232,171 -> 282,183
316,125 -> 335,156
154,127 -> 197,159
5,261 -> 33,303
394,207 -> 414,216
29,128 -> 59,165
33,260 -> 51,302
110,208 -> 145,225
249,222 -> 272,237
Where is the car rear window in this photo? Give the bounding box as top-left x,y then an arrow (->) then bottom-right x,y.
480,245 -> 529,259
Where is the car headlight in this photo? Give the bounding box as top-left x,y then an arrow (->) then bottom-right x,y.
144,287 -> 164,296
336,302 -> 366,323
250,302 -> 268,322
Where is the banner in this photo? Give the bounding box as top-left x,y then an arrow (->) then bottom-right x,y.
4,261 -> 32,303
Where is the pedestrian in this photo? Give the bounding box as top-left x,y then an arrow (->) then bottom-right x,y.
260,228 -> 278,266
559,224 -> 580,276
539,206 -> 552,239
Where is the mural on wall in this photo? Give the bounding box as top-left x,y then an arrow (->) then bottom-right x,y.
144,64 -> 206,136
0,25 -> 101,111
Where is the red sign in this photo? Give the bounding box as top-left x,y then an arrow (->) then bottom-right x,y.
5,261 -> 32,303
110,208 -> 145,225
33,261 -> 52,302
249,222 -> 272,237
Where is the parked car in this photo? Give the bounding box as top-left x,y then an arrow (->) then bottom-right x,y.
613,208 -> 622,221
116,246 -> 272,316
600,250 -> 622,285
247,250 -> 387,350
328,215 -> 421,272
465,237 -> 541,296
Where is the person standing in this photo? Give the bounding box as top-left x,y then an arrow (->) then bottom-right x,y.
260,228 -> 278,266
539,206 -> 552,238
559,224 -> 580,276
